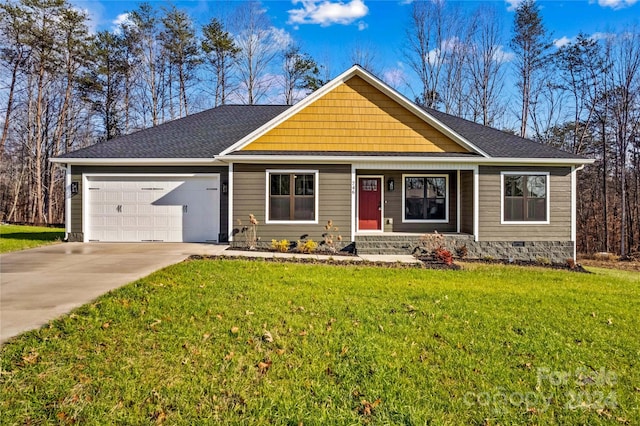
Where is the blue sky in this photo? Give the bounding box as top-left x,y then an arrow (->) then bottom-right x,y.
73,0 -> 639,108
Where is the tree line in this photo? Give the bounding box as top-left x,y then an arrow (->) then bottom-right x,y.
0,0 -> 638,256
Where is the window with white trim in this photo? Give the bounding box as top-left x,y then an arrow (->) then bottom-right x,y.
403,175 -> 448,222
267,171 -> 317,222
503,173 -> 548,222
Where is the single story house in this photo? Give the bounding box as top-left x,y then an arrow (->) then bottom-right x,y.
52,66 -> 593,262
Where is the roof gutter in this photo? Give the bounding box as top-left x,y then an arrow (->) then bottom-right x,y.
49,158 -> 223,166
215,154 -> 596,166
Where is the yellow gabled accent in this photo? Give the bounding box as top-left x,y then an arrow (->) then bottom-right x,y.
242,76 -> 469,153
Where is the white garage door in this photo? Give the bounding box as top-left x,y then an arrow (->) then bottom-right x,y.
86,175 -> 220,242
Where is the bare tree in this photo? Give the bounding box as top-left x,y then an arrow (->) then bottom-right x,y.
465,6 -> 506,126
554,34 -> 607,154
129,3 -> 162,126
510,0 -> 551,137
606,30 -> 640,256
232,1 -> 281,104
403,0 -> 469,113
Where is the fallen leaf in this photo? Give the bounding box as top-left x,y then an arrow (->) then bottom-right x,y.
607,318 -> 613,325
230,326 -> 239,335
359,398 -> 381,416
102,322 -> 110,329
203,333 -> 211,340
215,314 -> 223,320
340,346 -> 349,356
224,352 -> 234,360
275,349 -> 285,355
246,310 -> 254,316
257,360 -> 272,374
22,351 -> 39,365
262,331 -> 274,343
298,330 -> 308,336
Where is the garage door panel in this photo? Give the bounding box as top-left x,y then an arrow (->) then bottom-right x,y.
86,175 -> 219,242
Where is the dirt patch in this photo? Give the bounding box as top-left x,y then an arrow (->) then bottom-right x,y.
577,258 -> 640,272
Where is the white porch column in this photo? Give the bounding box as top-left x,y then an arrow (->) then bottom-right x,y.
473,165 -> 479,242
571,165 -> 577,260
228,162 -> 234,242
350,164 -> 356,242
456,169 -> 461,234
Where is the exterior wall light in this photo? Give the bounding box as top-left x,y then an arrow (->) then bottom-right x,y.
387,178 -> 395,192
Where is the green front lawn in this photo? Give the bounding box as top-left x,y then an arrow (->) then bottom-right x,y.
0,224 -> 64,253
1,260 -> 638,424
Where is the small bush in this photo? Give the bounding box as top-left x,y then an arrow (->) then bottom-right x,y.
455,244 -> 468,259
322,220 -> 342,253
434,247 -> 454,265
236,214 -> 259,249
297,239 -> 318,254
566,258 -> 576,269
536,256 -> 551,266
271,239 -> 290,253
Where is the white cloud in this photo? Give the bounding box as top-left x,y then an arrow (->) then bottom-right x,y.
596,0 -> 638,9
553,36 -> 573,48
357,20 -> 368,31
383,68 -> 406,88
270,27 -> 294,49
492,45 -> 515,63
288,0 -> 369,26
505,0 -> 523,12
590,31 -> 615,41
111,13 -> 132,34
425,37 -> 463,65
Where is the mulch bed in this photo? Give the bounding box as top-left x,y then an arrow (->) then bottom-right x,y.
460,258 -> 591,273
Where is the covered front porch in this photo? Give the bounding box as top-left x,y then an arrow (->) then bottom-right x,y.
351,165 -> 477,243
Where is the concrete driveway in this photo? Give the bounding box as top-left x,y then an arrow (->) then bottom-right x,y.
0,242 -> 227,344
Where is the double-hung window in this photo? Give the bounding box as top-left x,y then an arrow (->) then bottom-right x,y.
502,172 -> 549,223
267,170 -> 318,222
403,175 -> 449,222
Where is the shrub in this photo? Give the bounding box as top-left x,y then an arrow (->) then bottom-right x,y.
236,214 -> 259,249
536,256 -> 551,266
455,244 -> 468,259
322,220 -> 342,253
271,239 -> 290,253
434,247 -> 454,265
297,239 -> 318,254
566,258 -> 576,269
416,231 -> 445,255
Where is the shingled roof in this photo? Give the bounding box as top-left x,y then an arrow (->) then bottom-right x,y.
57,100 -> 585,161
423,107 -> 584,159
58,105 -> 290,159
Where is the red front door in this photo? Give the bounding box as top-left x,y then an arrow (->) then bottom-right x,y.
358,177 -> 382,230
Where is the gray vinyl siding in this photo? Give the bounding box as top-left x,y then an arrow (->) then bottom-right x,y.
357,170 -> 457,233
69,165 -> 229,241
460,170 -> 474,235
232,164 -> 351,242
478,166 -> 571,241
